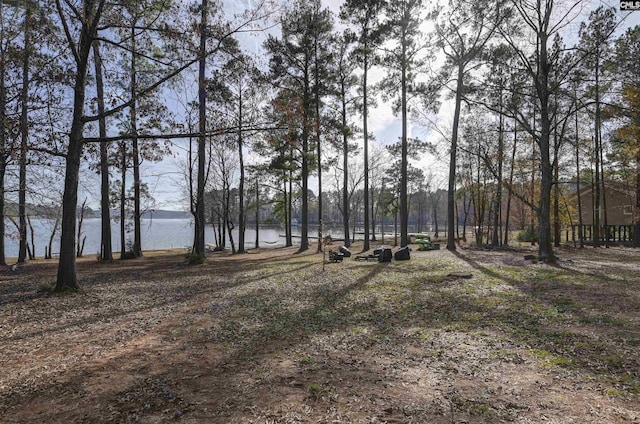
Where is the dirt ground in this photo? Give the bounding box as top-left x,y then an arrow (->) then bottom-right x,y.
1,243 -> 640,423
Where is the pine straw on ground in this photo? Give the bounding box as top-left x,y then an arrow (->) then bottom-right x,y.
1,244 -> 640,423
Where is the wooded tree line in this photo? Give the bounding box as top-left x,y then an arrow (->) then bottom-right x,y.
1,0 -> 638,289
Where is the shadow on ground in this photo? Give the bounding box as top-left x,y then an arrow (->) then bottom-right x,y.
1,245 -> 640,423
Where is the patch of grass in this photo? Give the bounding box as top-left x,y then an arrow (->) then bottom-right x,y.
529,349 -> 571,367
50,283 -> 81,295
468,401 -> 493,417
450,395 -> 497,418
185,252 -> 205,265
605,388 -> 627,397
618,334 -> 640,346
579,314 -> 628,326
300,356 -> 314,365
37,282 -> 55,293
37,282 -> 80,295
601,372 -> 640,396
553,297 -> 581,313
603,353 -> 626,369
492,349 -> 525,364
431,348 -> 446,358
306,383 -> 325,401
461,285 -> 478,295
615,375 -> 640,394
412,327 -> 430,342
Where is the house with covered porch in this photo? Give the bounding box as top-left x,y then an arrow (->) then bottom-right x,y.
569,181 -> 636,244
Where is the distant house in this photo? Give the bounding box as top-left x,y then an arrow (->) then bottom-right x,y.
575,181 -> 635,225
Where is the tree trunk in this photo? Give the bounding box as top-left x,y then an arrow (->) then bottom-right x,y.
93,41 -> 112,261
193,0 -> 207,257
553,159 -> 560,247
399,29 -> 408,248
131,23 -> 142,258
283,179 -> 289,246
77,198 -> 87,258
394,206 -> 398,247
225,182 -> 235,253
226,219 -> 235,253
47,214 -> 60,260
218,212 -> 224,248
593,59 -> 601,248
213,213 -> 219,247
504,119 -> 517,246
633,149 -> 640,247
237,90 -> 246,253
463,192 -> 471,242
56,100 -> 86,289
600,127 -> 609,247
455,194 -> 459,240
434,205 -> 439,238
287,165 -> 293,247
0,157 -> 6,265
530,114 -> 536,234
553,94 -> 560,248
79,236 -> 86,258
26,240 -> 33,261
27,215 -> 35,260
538,134 -> 553,261
634,148 -> 640,247
254,180 -> 259,249
352,200 -> 358,244
18,4 -> 31,264
299,75 -> 310,253
0,47 -> 7,266
370,186 -> 377,241
380,181 -> 385,244
120,143 -> 127,258
315,36 -> 323,254
342,91 -> 350,248
473,153 -> 484,246
56,1 -> 99,290
363,35 -> 370,252
447,64 -> 464,250
575,91 -> 584,248
537,32 -> 554,262
492,86 -> 504,246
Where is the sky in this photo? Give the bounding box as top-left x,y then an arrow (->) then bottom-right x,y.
83,0 -> 640,212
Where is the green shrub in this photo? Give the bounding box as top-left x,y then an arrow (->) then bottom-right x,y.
517,227 -> 538,243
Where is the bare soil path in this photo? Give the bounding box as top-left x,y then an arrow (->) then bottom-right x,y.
1,244 -> 639,423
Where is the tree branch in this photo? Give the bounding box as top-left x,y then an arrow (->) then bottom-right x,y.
81,125 -> 287,143
55,0 -> 79,64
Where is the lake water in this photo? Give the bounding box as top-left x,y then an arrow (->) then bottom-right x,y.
4,218 -> 285,259
4,218 -> 396,259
